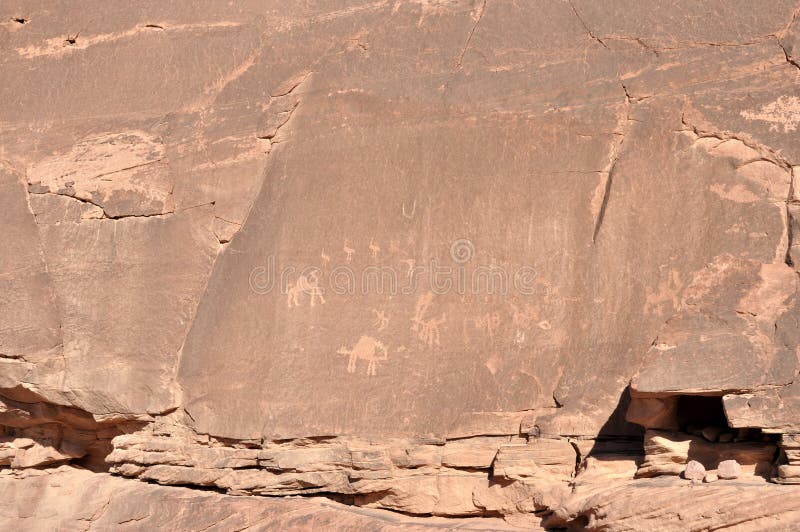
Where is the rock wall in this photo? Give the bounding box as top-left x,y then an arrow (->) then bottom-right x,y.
2,1 -> 800,529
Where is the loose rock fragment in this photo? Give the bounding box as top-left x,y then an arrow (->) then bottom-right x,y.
718,460 -> 742,480
718,433 -> 734,443
683,460 -> 706,481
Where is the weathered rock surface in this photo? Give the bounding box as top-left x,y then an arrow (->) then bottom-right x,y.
2,0 -> 800,529
551,477 -> 800,531
0,466 -> 520,531
102,414 -> 575,518
637,429 -> 775,478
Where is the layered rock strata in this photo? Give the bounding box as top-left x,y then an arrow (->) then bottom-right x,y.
2,0 -> 800,529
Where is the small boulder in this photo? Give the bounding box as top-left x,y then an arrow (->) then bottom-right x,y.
701,426 -> 723,442
683,460 -> 706,481
10,438 -> 36,450
703,472 -> 718,483
717,432 -> 734,443
687,425 -> 704,437
718,459 -> 741,479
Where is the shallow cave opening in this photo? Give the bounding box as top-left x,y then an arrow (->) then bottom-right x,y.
676,395 -> 728,432
674,394 -> 777,444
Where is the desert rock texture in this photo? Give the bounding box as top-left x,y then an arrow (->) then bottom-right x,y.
2,1 -> 800,530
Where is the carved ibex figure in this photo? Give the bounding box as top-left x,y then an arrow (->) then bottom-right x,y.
411,292 -> 445,347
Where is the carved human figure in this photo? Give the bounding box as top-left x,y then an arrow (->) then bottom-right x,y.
474,311 -> 501,339
400,258 -> 416,281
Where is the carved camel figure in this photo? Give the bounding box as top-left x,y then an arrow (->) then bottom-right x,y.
337,336 -> 388,376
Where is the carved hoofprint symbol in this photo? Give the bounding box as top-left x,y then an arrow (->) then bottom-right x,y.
337,336 -> 388,376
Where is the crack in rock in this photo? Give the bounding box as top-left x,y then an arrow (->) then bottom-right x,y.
592,84 -> 634,244
453,0 -> 488,71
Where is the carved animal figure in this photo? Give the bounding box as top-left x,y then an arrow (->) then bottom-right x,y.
369,239 -> 380,259
287,271 -> 326,307
343,240 -> 355,262
411,292 -> 446,347
337,336 -> 388,376
372,309 -> 389,331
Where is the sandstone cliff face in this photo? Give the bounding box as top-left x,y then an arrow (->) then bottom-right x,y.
2,1 -> 800,529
